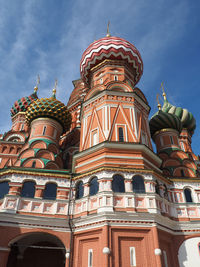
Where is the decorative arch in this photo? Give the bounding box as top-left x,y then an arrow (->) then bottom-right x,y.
107,81 -> 133,92
7,232 -> 66,267
6,134 -> 24,142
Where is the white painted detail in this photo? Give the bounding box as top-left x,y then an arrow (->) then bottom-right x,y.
103,247 -> 111,254
178,237 -> 200,267
130,247 -> 136,266
154,248 -> 162,255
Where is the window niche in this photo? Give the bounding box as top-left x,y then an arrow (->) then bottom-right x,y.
132,175 -> 145,193
112,174 -> 125,193
21,181 -> 36,198
75,181 -> 84,199
89,177 -> 99,196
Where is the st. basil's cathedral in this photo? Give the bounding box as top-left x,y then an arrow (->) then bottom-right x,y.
0,30 -> 199,267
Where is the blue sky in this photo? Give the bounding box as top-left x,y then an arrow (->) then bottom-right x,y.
0,0 -> 199,154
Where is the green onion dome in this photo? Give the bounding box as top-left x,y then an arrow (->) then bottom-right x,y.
11,92 -> 38,117
162,99 -> 196,134
149,110 -> 182,137
25,95 -> 71,132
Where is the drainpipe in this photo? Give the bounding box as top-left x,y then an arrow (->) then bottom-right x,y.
67,172 -> 74,267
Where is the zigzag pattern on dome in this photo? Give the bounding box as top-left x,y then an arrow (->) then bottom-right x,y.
80,36 -> 143,85
11,92 -> 38,117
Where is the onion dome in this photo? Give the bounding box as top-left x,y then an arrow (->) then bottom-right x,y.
11,92 -> 38,117
26,90 -> 71,132
80,36 -> 143,85
162,99 -> 196,134
149,110 -> 182,137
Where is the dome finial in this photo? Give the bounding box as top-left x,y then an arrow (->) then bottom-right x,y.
160,82 -> 167,101
52,79 -> 57,98
156,94 -> 161,110
106,21 -> 111,37
34,74 -> 40,93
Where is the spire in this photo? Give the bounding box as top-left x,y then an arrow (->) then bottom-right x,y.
52,79 -> 57,98
34,75 -> 40,93
156,94 -> 161,110
106,21 -> 111,37
160,82 -> 167,101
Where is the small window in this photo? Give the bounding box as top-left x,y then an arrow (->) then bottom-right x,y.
180,142 -> 185,151
32,161 -> 36,168
21,181 -> 36,198
100,78 -> 103,84
155,181 -> 160,195
0,181 -> 9,199
132,175 -> 145,193
112,174 -> 125,193
114,75 -> 118,81
118,127 -> 124,142
184,188 -> 193,203
21,124 -> 24,131
89,177 -> 99,196
75,181 -> 84,199
43,126 -> 46,135
92,131 -> 98,146
170,136 -> 174,144
130,247 -> 136,267
163,250 -> 168,267
43,183 -> 57,200
160,136 -> 164,146
180,169 -> 185,177
88,249 -> 93,267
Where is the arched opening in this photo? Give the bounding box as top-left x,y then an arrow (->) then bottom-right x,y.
132,175 -> 145,193
155,180 -> 160,195
7,232 -> 66,267
184,188 -> 193,203
0,181 -> 9,199
75,181 -> 84,199
43,183 -> 57,200
89,177 -> 99,196
21,181 -> 36,198
112,174 -> 125,193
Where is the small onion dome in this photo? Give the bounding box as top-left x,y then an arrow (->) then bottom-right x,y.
26,97 -> 71,132
80,36 -> 143,85
11,92 -> 38,117
162,99 -> 196,134
149,110 -> 182,137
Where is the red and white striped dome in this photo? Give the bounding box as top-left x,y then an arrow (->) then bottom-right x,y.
80,36 -> 143,85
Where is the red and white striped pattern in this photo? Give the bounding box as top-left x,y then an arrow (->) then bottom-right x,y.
80,36 -> 143,85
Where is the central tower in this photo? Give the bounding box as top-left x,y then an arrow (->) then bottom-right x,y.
73,35 -> 160,173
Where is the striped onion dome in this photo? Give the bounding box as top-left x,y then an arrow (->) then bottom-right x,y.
162,99 -> 196,134
149,110 -> 182,137
11,92 -> 38,117
26,96 -> 71,132
80,36 -> 143,85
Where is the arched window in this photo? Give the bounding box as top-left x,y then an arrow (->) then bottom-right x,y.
0,181 -> 9,199
21,181 -> 36,198
112,174 -> 125,193
43,126 -> 46,135
43,183 -> 57,200
75,181 -> 84,199
155,181 -> 160,195
132,175 -> 145,193
184,188 -> 193,203
118,127 -> 124,142
89,177 -> 99,196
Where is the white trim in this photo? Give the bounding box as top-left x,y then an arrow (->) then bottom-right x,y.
130,247 -> 136,266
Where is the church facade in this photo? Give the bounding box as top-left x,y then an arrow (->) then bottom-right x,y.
0,33 -> 199,267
